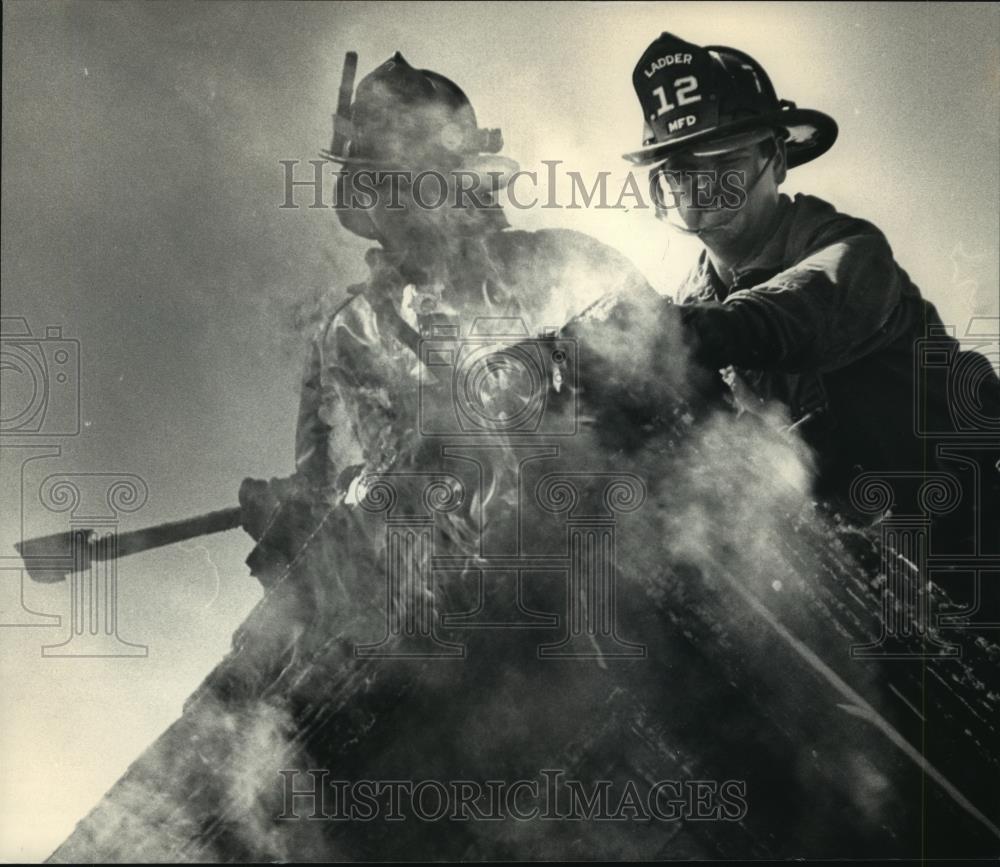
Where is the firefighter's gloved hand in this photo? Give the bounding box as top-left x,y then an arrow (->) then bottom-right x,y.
239,474 -> 320,589
676,301 -> 775,370
238,474 -> 312,542
239,477 -> 278,542
563,293 -> 726,420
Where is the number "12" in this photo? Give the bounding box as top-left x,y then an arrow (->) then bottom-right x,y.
651,76 -> 701,116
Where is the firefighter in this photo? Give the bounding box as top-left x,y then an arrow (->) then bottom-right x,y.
239,53 -> 659,604
626,32 -> 999,540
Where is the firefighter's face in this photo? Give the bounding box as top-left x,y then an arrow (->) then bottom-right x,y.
340,158 -> 494,253
651,137 -> 786,241
373,168 -> 453,246
335,163 -> 451,246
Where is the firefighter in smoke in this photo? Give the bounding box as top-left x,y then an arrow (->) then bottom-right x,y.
237,53 -> 659,610
628,32 -> 1000,541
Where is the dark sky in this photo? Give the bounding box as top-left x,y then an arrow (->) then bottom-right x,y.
1,2 -> 997,859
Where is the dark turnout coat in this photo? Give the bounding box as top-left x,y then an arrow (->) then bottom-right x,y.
677,193 -> 1000,526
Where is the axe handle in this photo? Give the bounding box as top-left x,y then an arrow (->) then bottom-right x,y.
15,507 -> 243,582
111,506 -> 242,557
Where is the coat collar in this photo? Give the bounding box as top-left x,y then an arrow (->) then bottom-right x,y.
681,193 -> 800,301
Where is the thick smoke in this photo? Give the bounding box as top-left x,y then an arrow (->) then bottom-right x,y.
42,34 -> 999,860
48,221 -> 999,860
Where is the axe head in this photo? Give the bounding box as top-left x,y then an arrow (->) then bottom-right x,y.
14,529 -> 94,583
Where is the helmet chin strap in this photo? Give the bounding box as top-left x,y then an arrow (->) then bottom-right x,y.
654,148 -> 777,237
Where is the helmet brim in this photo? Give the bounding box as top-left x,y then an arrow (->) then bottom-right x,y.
622,107 -> 838,169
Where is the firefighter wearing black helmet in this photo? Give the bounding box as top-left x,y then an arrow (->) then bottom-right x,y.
629,32 -> 999,541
